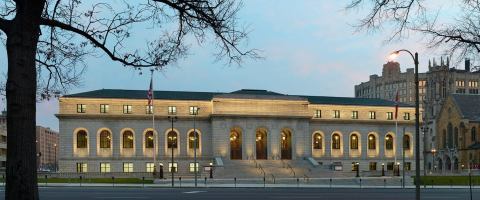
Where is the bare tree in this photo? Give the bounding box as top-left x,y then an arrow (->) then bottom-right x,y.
0,0 -> 258,199
348,0 -> 480,63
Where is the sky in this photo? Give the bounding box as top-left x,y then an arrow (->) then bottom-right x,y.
0,0 -> 462,131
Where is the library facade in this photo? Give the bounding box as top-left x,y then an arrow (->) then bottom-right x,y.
57,89 -> 422,174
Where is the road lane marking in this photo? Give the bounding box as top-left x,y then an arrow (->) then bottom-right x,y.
95,197 -> 148,199
183,191 -> 207,194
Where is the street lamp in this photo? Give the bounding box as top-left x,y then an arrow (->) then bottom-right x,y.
389,49 -> 420,200
431,148 -> 437,173
355,162 -> 360,177
53,143 -> 57,172
209,162 -> 213,179
168,116 -> 178,187
381,163 -> 385,176
159,163 -> 164,179
193,107 -> 200,187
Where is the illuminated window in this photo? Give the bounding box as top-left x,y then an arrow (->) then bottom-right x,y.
403,135 -> 411,150
123,105 -> 132,114
385,135 -> 394,150
386,112 -> 393,120
123,163 -> 133,173
77,104 -> 86,113
146,105 -> 153,114
169,162 -> 178,172
404,113 -> 410,120
100,104 -> 109,113
122,130 -> 134,148
351,111 -> 358,119
189,106 -> 199,115
99,130 -> 111,148
168,106 -> 177,115
332,133 -> 341,149
369,162 -> 377,171
368,135 -> 376,150
189,162 -> 199,173
146,163 -> 154,172
167,131 -> 178,148
314,110 -> 321,118
76,163 -> 87,172
333,110 -> 340,118
188,131 -> 199,149
76,130 -> 88,148
369,111 -> 376,119
350,135 -> 358,149
145,131 -> 154,149
313,133 -> 322,149
100,163 -> 111,173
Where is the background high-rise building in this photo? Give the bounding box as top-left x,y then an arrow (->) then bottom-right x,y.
36,126 -> 59,171
355,58 -> 480,172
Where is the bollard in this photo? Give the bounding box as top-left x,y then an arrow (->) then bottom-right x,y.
297,178 -> 299,188
179,177 -> 182,188
384,179 -> 386,188
142,177 -> 145,188
80,175 -> 83,187
359,178 -> 362,188
263,176 -> 266,188
234,177 -> 237,188
204,177 -> 207,187
112,176 -> 115,187
45,175 -> 48,187
400,179 -> 402,188
329,178 -> 332,188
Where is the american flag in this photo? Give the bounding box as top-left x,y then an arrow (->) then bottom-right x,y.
394,89 -> 399,120
147,76 -> 153,106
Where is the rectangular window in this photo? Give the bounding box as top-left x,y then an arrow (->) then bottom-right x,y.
146,163 -> 155,173
168,162 -> 178,172
168,106 -> 177,115
404,112 -> 410,120
189,106 -> 199,115
146,105 -> 153,114
333,110 -> 340,118
369,162 -> 377,171
387,112 -> 393,120
369,111 -> 376,119
100,163 -> 111,173
123,105 -> 132,114
314,110 -> 321,118
405,162 -> 411,171
189,162 -> 199,173
76,163 -> 87,173
100,104 -> 109,113
387,162 -> 394,171
123,163 -> 133,173
77,104 -> 86,113
351,111 -> 358,119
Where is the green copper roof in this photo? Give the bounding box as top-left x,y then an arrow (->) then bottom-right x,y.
64,89 -> 413,107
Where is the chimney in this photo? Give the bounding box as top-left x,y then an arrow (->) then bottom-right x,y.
465,58 -> 471,72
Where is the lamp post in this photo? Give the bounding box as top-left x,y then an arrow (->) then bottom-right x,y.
355,162 -> 360,177
193,107 -> 200,187
390,49 -> 420,200
381,163 -> 385,176
209,162 -> 213,179
53,143 -> 57,172
168,116 -> 178,187
159,163 -> 164,179
431,148 -> 436,173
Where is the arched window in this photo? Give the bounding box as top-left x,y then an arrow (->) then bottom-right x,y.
350,134 -> 358,149
167,131 -> 178,148
472,127 -> 477,142
368,134 -> 376,150
447,123 -> 453,148
385,134 -> 394,150
145,131 -> 154,148
313,133 -> 322,149
76,130 -> 88,148
188,131 -> 199,149
332,133 -> 341,149
442,129 -> 447,148
454,127 -> 459,147
99,130 -> 111,148
403,135 -> 411,150
123,130 -> 134,148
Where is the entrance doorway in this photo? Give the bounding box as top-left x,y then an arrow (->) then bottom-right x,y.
280,129 -> 292,159
256,129 -> 268,160
230,128 -> 242,160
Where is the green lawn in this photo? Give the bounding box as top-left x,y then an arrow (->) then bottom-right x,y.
415,176 -> 480,186
38,177 -> 153,184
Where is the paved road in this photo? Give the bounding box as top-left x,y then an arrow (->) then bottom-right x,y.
0,187 -> 478,200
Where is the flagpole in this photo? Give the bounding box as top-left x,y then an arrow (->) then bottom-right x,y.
151,69 -> 157,178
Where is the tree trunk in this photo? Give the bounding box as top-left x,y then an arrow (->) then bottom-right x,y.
5,1 -> 45,200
